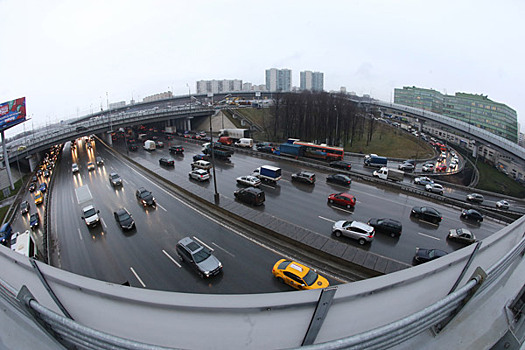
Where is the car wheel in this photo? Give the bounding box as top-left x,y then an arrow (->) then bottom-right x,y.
358,238 -> 366,245
329,199 -> 334,204
432,218 -> 438,224
346,204 -> 352,209
276,277 -> 284,284
390,232 -> 397,238
178,254 -> 183,262
334,230 -> 341,237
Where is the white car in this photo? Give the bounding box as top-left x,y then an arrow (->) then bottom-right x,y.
189,169 -> 210,182
236,175 -> 261,187
425,183 -> 444,195
72,163 -> 79,173
332,220 -> 375,245
496,200 -> 509,210
422,163 -> 434,172
447,228 -> 477,244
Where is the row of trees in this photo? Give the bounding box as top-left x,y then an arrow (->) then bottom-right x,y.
265,91 -> 378,147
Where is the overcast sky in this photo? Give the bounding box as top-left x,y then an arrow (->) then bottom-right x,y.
2,0 -> 524,137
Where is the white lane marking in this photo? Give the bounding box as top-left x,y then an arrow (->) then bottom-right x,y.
101,218 -> 107,229
212,242 -> 235,257
162,250 -> 181,267
318,216 -> 336,223
329,205 -> 354,214
130,267 -> 146,287
77,228 -> 83,241
156,203 -> 167,212
417,232 -> 441,241
193,236 -> 214,251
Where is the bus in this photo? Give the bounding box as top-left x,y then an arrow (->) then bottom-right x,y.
10,230 -> 38,259
292,141 -> 344,161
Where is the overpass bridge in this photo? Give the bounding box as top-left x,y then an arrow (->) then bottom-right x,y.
0,94 -> 524,349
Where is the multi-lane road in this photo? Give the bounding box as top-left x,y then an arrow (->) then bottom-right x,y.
12,135 -> 509,294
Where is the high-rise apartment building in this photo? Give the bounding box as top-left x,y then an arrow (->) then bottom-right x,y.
300,71 -> 324,91
265,68 -> 292,92
196,79 -> 242,94
394,86 -> 518,143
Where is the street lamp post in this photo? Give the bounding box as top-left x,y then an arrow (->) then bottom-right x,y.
209,109 -> 219,204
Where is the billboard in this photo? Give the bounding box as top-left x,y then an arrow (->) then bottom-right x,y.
0,97 -> 26,132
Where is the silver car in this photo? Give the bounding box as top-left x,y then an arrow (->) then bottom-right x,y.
176,237 -> 222,278
189,169 -> 210,182
332,220 -> 375,245
236,175 -> 261,187
425,183 -> 444,195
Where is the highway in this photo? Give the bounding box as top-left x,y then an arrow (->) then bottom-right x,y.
10,134 -> 507,294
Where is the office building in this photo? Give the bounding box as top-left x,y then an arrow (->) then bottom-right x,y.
196,79 -> 243,94
394,86 -> 518,143
300,71 -> 324,91
265,68 -> 292,92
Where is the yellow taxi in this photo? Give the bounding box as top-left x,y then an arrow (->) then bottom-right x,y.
272,259 -> 329,290
34,190 -> 44,205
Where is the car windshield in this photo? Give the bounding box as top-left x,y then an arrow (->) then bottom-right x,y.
118,211 -> 130,221
140,190 -> 151,198
111,174 -> 119,180
84,208 -> 96,217
303,269 -> 319,286
193,248 -> 211,263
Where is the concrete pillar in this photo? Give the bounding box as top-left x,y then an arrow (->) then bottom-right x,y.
105,132 -> 113,146
28,154 -> 39,172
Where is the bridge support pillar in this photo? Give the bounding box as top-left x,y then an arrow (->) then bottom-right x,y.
104,132 -> 113,146
28,154 -> 39,172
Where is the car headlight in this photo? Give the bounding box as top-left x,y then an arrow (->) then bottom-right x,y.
204,271 -> 210,277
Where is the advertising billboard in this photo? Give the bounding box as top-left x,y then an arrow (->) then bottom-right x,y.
0,97 -> 26,132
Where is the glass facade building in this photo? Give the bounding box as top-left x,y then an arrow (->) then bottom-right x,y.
394,86 -> 518,143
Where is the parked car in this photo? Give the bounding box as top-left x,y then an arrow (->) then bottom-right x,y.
169,145 -> 184,154
109,173 -> 123,187
234,187 -> 265,206
159,157 -> 175,167
291,171 -> 316,184
398,162 -> 415,171
332,220 -> 375,245
447,228 -> 477,245
326,174 -> 352,186
30,213 -> 40,230
496,200 -> 509,210
87,162 -> 95,171
176,236 -> 223,278
20,200 -> 29,215
327,192 -> 356,208
461,209 -> 484,222
113,208 -> 135,230
414,176 -> 434,186
272,259 -> 329,290
189,169 -> 210,182
422,163 -> 434,172
236,175 -> 261,187
329,160 -> 352,170
411,206 -> 442,224
413,248 -> 448,264
135,187 -> 156,207
466,193 -> 484,203
425,183 -> 444,195
367,218 -> 402,237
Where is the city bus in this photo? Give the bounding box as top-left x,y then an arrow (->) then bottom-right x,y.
10,230 -> 38,259
292,141 -> 344,161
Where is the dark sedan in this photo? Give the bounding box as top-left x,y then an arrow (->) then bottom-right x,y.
461,209 -> 483,222
410,206 -> 442,224
256,145 -> 275,154
193,153 -> 210,162
30,213 -> 40,229
367,218 -> 402,237
327,174 -> 352,186
413,248 -> 448,264
159,157 -> 175,167
135,187 -> 156,207
113,208 -> 135,230
329,160 -> 352,170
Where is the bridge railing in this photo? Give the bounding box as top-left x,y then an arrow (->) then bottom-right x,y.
1,211 -> 524,349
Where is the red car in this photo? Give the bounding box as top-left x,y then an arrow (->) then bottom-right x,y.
436,164 -> 447,172
328,192 -> 356,208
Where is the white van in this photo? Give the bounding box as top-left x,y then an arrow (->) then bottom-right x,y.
143,140 -> 156,151
235,138 -> 254,148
